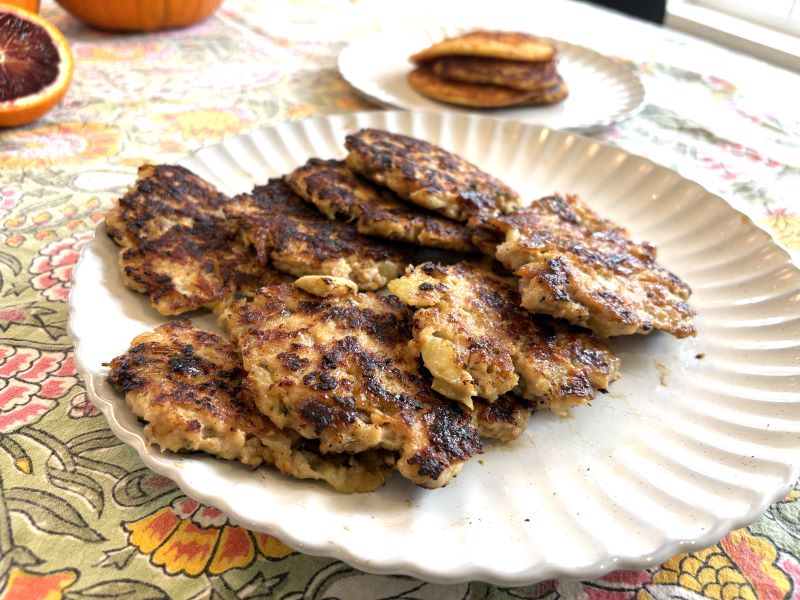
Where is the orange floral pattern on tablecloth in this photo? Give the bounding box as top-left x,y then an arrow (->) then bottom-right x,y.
155,108 -> 256,142
0,123 -> 121,170
639,529 -> 793,600
3,198 -> 104,249
0,567 -> 78,600
124,497 -> 293,577
73,41 -> 174,62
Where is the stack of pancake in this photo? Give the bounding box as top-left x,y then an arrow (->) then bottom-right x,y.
408,30 -> 568,109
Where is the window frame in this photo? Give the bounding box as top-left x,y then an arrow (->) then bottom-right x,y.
691,0 -> 800,37
666,0 -> 800,73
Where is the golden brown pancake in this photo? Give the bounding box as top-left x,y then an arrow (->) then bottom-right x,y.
225,179 -> 407,291
472,395 -> 531,442
286,158 -> 475,252
107,163 -> 280,315
484,194 -> 696,338
409,67 -> 538,108
105,164 -> 234,249
410,30 -> 555,63
521,77 -> 569,106
118,226 -> 282,316
430,55 -> 558,91
217,282 -> 483,489
107,320 -> 394,493
388,262 -> 620,415
345,128 -> 521,221
409,68 -> 567,108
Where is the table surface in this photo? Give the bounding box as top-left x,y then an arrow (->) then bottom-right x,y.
1,0 -> 799,598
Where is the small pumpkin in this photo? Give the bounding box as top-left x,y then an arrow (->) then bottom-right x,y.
54,0 -> 223,32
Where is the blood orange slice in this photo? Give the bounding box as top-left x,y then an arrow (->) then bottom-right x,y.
0,5 -> 73,128
2,1 -> 41,13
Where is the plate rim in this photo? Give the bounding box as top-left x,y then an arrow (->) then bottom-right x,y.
69,109 -> 800,586
337,26 -> 647,132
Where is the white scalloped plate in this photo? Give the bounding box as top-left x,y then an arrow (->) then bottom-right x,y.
69,111 -> 800,586
338,26 -> 645,131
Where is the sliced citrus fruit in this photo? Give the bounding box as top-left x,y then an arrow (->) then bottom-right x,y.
0,5 -> 73,128
1,1 -> 41,13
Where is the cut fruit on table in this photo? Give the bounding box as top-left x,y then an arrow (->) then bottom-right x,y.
0,0 -> 40,12
0,5 -> 73,128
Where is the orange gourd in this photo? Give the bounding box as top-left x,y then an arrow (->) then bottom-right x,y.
54,0 -> 223,32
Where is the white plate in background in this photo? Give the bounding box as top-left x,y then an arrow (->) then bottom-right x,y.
70,110 -> 800,585
338,27 -> 645,131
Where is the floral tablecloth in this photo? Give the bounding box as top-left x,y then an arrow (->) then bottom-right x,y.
1,0 -> 799,598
